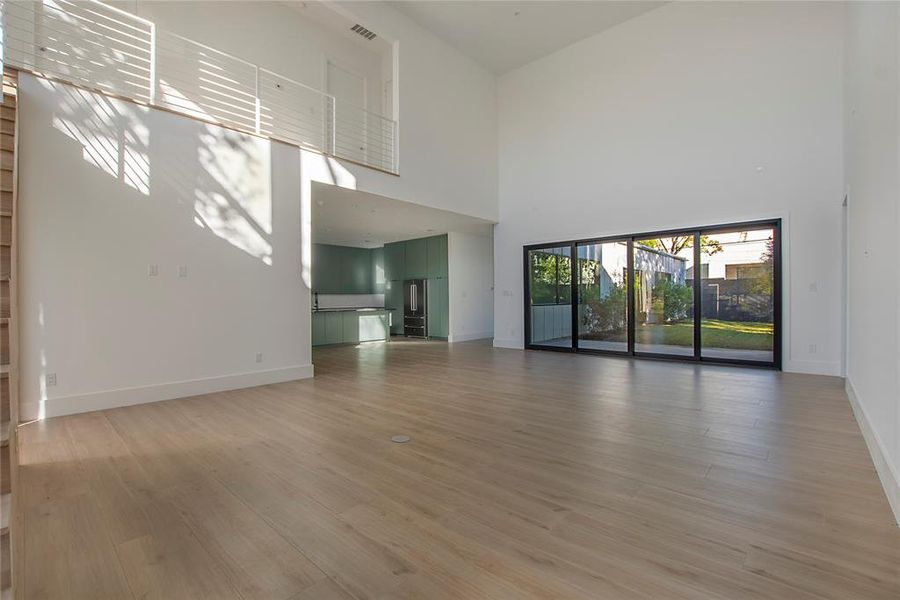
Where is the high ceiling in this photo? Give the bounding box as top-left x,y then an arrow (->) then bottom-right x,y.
312,183 -> 494,248
387,1 -> 666,74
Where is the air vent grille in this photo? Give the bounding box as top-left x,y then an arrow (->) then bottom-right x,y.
351,24 -> 377,40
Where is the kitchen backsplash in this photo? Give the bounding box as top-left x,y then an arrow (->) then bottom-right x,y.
316,294 -> 385,309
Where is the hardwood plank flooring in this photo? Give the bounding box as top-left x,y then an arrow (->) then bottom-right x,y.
15,339 -> 900,599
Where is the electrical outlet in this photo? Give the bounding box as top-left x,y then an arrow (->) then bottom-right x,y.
178,265 -> 188,278
809,344 -> 817,355
46,373 -> 57,387
255,352 -> 263,363
148,264 -> 159,277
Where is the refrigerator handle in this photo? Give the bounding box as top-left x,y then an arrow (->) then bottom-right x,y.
412,284 -> 417,311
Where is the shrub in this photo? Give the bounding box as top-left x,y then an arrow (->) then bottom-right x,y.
654,278 -> 692,322
582,283 -> 627,333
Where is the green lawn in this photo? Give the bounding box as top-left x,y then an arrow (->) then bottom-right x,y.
635,319 -> 773,351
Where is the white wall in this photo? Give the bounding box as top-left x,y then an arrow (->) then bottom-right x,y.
447,231 -> 494,342
17,74 -> 317,419
493,1 -> 845,377
843,1 -> 900,523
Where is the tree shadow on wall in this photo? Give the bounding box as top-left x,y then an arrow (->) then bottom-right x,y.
46,78 -> 276,267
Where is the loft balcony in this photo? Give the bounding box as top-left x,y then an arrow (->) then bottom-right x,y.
0,0 -> 399,174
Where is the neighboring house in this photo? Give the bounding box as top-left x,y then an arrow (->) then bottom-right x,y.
581,242 -> 687,297
633,245 -> 687,323
726,262 -> 767,280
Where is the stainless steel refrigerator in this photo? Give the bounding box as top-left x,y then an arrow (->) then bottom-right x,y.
403,279 -> 427,338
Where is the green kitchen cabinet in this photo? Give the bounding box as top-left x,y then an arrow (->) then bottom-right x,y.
426,279 -> 437,337
405,237 -> 428,279
427,277 -> 449,339
312,238 -> 446,296
383,241 -> 406,336
324,312 -> 344,345
371,247 -> 385,294
383,242 -> 405,283
334,246 -> 353,293
312,244 -> 377,293
342,312 -> 360,343
332,245 -> 349,292
381,235 -> 450,337
385,280 -> 403,335
312,312 -> 326,346
427,235 -> 448,279
326,245 -> 346,292
312,244 -> 341,293
351,246 -> 373,293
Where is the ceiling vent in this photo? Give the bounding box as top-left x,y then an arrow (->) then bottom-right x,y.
351,24 -> 377,40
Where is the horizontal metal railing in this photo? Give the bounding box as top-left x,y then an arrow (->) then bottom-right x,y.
0,0 -> 398,173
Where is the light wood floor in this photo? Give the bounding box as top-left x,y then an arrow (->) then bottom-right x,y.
16,340 -> 900,599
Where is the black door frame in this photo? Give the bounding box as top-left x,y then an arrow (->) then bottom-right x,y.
522,243 -> 577,354
523,218 -> 782,369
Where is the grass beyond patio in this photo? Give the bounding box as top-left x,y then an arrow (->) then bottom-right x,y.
635,319 -> 773,351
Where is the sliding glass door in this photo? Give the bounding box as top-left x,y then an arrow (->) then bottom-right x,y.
524,220 -> 781,368
633,235 -> 695,357
526,245 -> 572,348
698,225 -> 777,363
576,241 -> 628,353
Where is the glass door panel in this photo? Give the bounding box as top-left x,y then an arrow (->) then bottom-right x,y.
633,236 -> 695,356
576,241 -> 628,352
699,227 -> 775,363
527,246 -> 572,348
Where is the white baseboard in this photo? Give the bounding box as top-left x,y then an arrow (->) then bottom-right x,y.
492,338 -> 523,350
489,344 -> 843,376
846,378 -> 900,525
783,359 -> 842,376
41,364 -> 315,418
448,331 -> 494,343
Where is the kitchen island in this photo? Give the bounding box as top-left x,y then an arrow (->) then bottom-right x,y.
311,308 -> 393,346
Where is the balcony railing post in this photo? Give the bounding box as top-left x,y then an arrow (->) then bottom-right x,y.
392,120 -> 398,174
320,95 -> 327,152
330,97 -> 337,156
254,66 -> 260,135
148,22 -> 156,104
